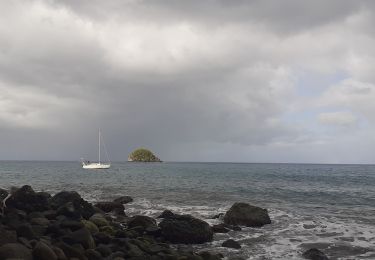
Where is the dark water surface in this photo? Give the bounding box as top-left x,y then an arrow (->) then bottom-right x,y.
0,161 -> 374,259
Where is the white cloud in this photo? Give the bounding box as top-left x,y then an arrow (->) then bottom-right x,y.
317,111 -> 357,126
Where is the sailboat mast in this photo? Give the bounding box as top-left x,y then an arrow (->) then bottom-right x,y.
99,130 -> 101,164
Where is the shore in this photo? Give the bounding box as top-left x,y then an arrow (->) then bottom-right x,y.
0,185 -> 330,260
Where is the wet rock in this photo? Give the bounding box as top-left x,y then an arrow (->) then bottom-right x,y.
159,214 -> 213,244
157,210 -> 176,219
60,219 -> 85,231
0,227 -> 17,246
57,202 -> 82,219
33,241 -> 58,260
224,202 -> 271,227
96,244 -> 112,257
51,246 -> 68,260
62,227 -> 95,249
222,239 -> 241,249
199,251 -> 223,260
55,242 -> 87,260
0,243 -> 33,260
94,202 -> 125,213
113,195 -> 133,204
302,248 -> 329,260
90,213 -> 109,227
85,249 -> 103,260
128,215 -> 157,229
99,225 -> 115,236
212,224 -> 230,233
82,219 -> 99,234
93,232 -> 112,244
212,213 -> 224,219
50,191 -> 95,219
6,185 -> 50,213
30,217 -> 50,226
16,223 -> 36,240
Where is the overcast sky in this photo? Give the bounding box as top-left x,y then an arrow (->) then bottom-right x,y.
1,0 -> 375,163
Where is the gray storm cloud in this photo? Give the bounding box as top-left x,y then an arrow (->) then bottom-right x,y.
1,0 -> 375,163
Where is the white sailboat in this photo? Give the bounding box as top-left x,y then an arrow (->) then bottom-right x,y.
82,130 -> 111,169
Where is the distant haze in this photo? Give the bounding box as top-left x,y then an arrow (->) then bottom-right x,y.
1,1 -> 375,163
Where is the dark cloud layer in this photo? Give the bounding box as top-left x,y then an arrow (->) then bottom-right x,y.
1,1 -> 375,163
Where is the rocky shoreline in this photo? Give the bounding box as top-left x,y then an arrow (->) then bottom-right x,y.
0,185 -> 328,260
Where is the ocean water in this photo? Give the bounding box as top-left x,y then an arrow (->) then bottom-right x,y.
0,161 -> 374,259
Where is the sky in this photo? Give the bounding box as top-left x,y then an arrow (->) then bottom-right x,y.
1,0 -> 375,163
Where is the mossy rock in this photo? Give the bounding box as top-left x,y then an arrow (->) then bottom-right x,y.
128,148 -> 161,162
81,220 -> 99,234
99,225 -> 115,236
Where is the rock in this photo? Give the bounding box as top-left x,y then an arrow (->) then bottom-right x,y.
55,242 -> 87,260
93,232 -> 112,244
302,248 -> 329,260
0,188 -> 8,201
16,223 -> 36,240
90,213 -> 109,227
0,227 -> 17,246
224,202 -> 271,227
128,215 -> 157,229
60,219 -> 85,231
212,224 -> 230,233
50,191 -> 95,219
94,202 -> 125,213
81,220 -> 99,234
113,196 -> 133,204
212,213 -> 224,219
99,225 -> 115,236
199,251 -> 223,260
57,202 -> 81,219
62,227 -> 95,249
33,241 -> 58,260
6,185 -> 50,213
157,210 -> 176,219
96,244 -> 112,257
85,249 -> 103,260
30,217 -> 50,226
51,246 -> 68,260
0,243 -> 33,260
222,239 -> 241,249
159,214 -> 213,244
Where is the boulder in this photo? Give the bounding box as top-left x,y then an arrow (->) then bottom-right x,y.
6,185 -> 50,213
159,214 -> 213,244
224,202 -> 271,227
199,251 -> 223,260
51,246 -> 68,260
89,213 -> 109,227
127,215 -> 157,229
81,220 -> 99,234
0,227 -> 17,246
302,248 -> 329,260
62,227 -> 95,249
55,242 -> 87,260
212,224 -> 230,233
0,243 -> 33,260
85,249 -> 103,260
157,210 -> 176,219
94,201 -> 124,213
56,202 -> 81,219
33,241 -> 58,260
222,239 -> 241,249
16,223 -> 36,240
50,191 -> 95,219
113,196 -> 133,204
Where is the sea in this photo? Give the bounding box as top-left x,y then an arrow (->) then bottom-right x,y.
0,161 -> 374,260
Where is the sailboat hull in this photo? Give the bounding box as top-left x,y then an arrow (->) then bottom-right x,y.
82,163 -> 110,169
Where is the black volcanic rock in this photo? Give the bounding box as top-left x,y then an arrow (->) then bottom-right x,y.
0,243 -> 33,260
224,202 -> 271,227
222,239 -> 241,249
94,201 -> 124,213
50,191 -> 95,219
159,214 -> 213,244
127,215 -> 157,229
6,185 -> 50,213
303,248 -> 329,260
113,195 -> 133,204
157,209 -> 176,219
